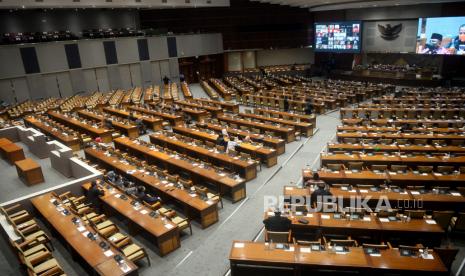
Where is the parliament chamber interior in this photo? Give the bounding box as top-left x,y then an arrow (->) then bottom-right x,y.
1,0 -> 465,276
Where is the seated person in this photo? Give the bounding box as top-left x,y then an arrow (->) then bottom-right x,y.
135,118 -> 146,134
311,182 -> 332,206
263,209 -> 291,232
304,172 -> 326,187
216,134 -> 228,150
105,170 -> 117,183
114,175 -> 126,188
227,137 -> 240,153
123,181 -> 137,195
135,186 -> 161,204
88,180 -> 105,210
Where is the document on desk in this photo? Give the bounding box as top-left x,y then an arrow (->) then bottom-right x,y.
379,218 -> 389,222
234,242 -> 245,248
425,219 -> 437,224
104,250 -> 114,257
165,224 -> 174,230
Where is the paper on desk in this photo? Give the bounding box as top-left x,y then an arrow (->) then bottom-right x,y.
421,254 -> 434,260
77,226 -> 86,232
114,194 -> 121,198
425,219 -> 437,224
104,250 -> 114,257
82,231 -> 90,237
379,218 -> 389,222
363,217 -> 371,221
411,191 -> 420,195
285,187 -> 294,190
120,263 -> 132,273
300,247 -> 311,253
165,224 -> 174,230
370,253 -> 382,257
321,215 -> 330,219
451,192 -> 462,196
360,189 -> 368,193
140,209 -> 148,215
234,242 -> 245,248
306,214 -> 313,218
189,194 -> 197,197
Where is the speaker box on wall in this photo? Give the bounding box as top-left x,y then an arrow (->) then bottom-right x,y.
167,37 -> 178,58
20,47 -> 40,74
65,44 -> 82,69
103,41 -> 118,65
137,39 -> 150,61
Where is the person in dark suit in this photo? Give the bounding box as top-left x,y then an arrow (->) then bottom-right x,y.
135,186 -> 161,204
263,210 -> 291,232
114,175 -> 126,188
283,96 -> 289,112
304,99 -> 313,115
216,134 -> 228,150
163,75 -> 170,85
88,180 -> 105,211
105,170 -> 117,183
311,182 -> 332,206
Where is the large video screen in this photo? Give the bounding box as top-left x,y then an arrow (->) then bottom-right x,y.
314,21 -> 362,53
416,16 -> 465,55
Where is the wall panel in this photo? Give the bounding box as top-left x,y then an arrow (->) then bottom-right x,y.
140,61 -> 153,87
70,69 -> 87,94
0,47 -> 24,79
57,72 -> 74,97
42,74 -> 60,98
116,38 -> 139,64
36,43 -> 68,73
129,64 -> 142,87
95,68 -> 110,92
26,75 -> 46,100
151,61 -> 162,85
79,40 -> 106,68
159,60 -> 170,80
0,80 -> 14,103
83,69 -> 98,93
118,65 -> 131,89
147,36 -> 169,61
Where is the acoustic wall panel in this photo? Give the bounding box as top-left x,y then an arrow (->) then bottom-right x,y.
83,69 -> 98,92
12,78 -> 30,102
0,80 -> 15,103
151,61 -> 162,85
57,72 -> 74,97
159,60 -> 170,80
118,65 -> 132,90
115,39 -> 138,64
95,68 -> 110,92
108,65 -> 123,90
129,64 -> 142,87
0,47 -> 25,79
42,74 -> 61,98
167,37 -> 178,58
70,69 -> 87,94
36,43 -> 67,73
20,47 -> 40,74
26,75 -> 46,100
147,36 -> 169,60
168,59 -> 179,80
140,61 -> 152,87
103,41 -> 118,65
65,44 -> 82,69
137,39 -> 150,61
79,40 -> 106,68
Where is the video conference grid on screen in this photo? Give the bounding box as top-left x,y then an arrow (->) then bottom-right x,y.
314,21 -> 362,53
416,16 -> 465,55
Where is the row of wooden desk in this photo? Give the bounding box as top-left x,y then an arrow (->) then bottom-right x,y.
328,142 -> 465,154
109,138 -> 247,202
128,106 -> 183,126
149,133 -> 257,181
82,147 -> 219,228
47,111 -> 113,143
31,192 -> 139,275
24,116 -> 81,151
197,122 -> 286,155
337,131 -> 465,143
343,118 -> 465,127
103,107 -> 163,131
77,110 -> 139,139
321,152 -> 465,169
337,125 -> 465,134
189,98 -> 239,113
238,113 -> 313,137
283,185 -> 465,211
172,126 -> 278,167
229,241 -> 447,275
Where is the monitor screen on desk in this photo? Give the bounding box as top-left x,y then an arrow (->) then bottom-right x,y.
314,21 -> 362,53
416,16 -> 465,55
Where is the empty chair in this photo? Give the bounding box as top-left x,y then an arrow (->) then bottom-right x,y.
326,163 -> 343,172
432,139 -> 446,146
417,166 -> 433,174
118,237 -> 151,266
451,139 -> 464,146
377,209 -> 398,218
432,211 -> 455,231
378,138 -> 393,144
450,212 -> 465,233
344,138 -> 357,144
405,210 -> 426,219
434,247 -> 460,273
396,139 -> 409,145
371,165 -> 387,172
347,162 -> 363,171
293,238 -> 323,247
390,165 -> 408,173
265,230 -> 291,243
362,242 -> 391,250
414,139 -> 428,146
324,237 -> 358,248
437,166 -> 454,175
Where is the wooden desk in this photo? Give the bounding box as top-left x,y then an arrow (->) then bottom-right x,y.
175,100 -> 223,117
31,193 -> 138,275
48,111 -> 113,143
81,153 -> 219,229
128,106 -> 183,126
109,138 -> 247,202
103,107 -> 163,131
172,126 -> 278,167
77,110 -> 139,139
0,137 -> 12,147
218,115 -> 296,143
15,158 -> 44,185
150,133 -> 257,181
81,183 -> 181,256
24,116 -> 81,151
198,122 -> 286,155
191,98 -> 240,113
239,113 -> 313,137
229,241 -> 446,276
1,143 -> 25,164
254,108 -> 316,126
